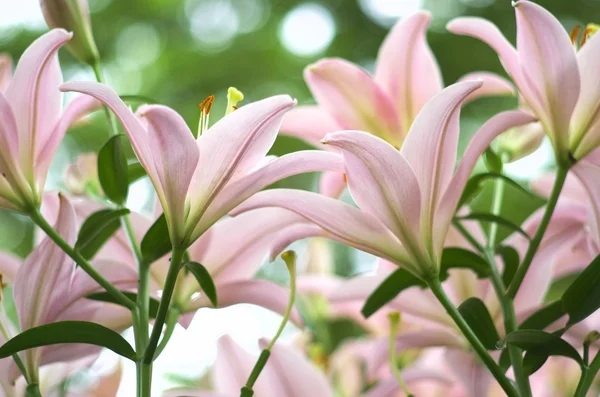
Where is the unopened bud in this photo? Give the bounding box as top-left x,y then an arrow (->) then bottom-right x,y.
281,250 -> 297,273
64,153 -> 102,197
40,0 -> 99,65
584,330 -> 600,345
495,122 -> 544,162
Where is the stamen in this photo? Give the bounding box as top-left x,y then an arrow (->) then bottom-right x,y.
570,25 -> 581,47
581,23 -> 599,47
198,94 -> 215,136
226,87 -> 244,115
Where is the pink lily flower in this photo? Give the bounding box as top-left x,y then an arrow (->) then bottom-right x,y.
448,1 -> 600,161
232,81 -> 535,279
0,30 -> 99,213
0,194 -> 138,383
0,54 -> 11,93
281,11 -> 515,197
60,82 -> 344,247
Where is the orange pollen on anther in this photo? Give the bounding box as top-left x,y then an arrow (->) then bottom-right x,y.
570,25 -> 581,46
199,95 -> 215,115
343,173 -> 348,184
581,27 -> 595,47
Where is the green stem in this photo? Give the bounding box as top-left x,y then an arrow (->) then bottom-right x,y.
136,361 -> 152,397
24,384 -> 42,397
487,173 -> 531,397
154,309 -> 179,359
574,351 -> 600,397
91,61 -> 119,137
30,208 -> 136,311
143,246 -> 186,364
388,313 -> 413,397
507,165 -> 569,298
427,278 -> 519,397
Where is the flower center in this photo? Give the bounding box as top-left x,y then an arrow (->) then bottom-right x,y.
570,23 -> 599,50
196,87 -> 244,136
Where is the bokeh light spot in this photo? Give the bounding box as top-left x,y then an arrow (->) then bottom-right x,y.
187,0 -> 240,50
359,0 -> 424,27
279,3 -> 336,57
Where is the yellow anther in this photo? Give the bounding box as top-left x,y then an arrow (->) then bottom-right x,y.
581,23 -> 599,47
226,87 -> 244,115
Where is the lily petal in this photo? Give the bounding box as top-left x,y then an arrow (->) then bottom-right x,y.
318,170 -> 347,198
572,161 -> 600,245
305,58 -> 401,146
458,72 -> 516,103
324,130 -> 425,268
375,11 -> 443,132
445,349 -> 492,397
0,54 -> 11,93
184,280 -> 303,327
0,251 -> 21,283
514,0 -> 580,152
6,29 -> 71,179
230,189 -> 411,268
137,105 -> 200,240
280,105 -> 340,148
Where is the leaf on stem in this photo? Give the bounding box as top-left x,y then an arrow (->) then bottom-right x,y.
98,134 -> 129,205
458,172 -> 534,208
141,214 -> 172,265
184,261 -> 218,307
458,297 -> 501,350
361,268 -> 426,318
439,247 -> 490,280
127,162 -> 147,185
497,245 -> 519,287
562,254 -> 600,326
87,291 -> 160,318
455,212 -> 530,241
75,208 -> 130,260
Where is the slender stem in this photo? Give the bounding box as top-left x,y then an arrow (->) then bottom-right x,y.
0,311 -> 32,385
24,384 -> 42,397
91,62 -> 119,137
486,173 -> 531,397
136,361 -> 152,397
427,278 -> 519,397
507,165 -> 569,298
388,313 -> 413,397
143,246 -> 186,364
30,208 -> 136,311
154,309 -> 179,359
267,256 -> 296,351
574,351 -> 600,397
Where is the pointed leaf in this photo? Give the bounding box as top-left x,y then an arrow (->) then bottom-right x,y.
439,247 -> 490,281
505,330 -> 582,368
98,135 -> 129,205
458,297 -> 500,350
0,321 -> 136,361
483,147 -> 503,173
75,208 -> 130,260
458,172 -> 536,208
497,245 -> 519,287
519,300 -> 565,331
127,162 -> 147,184
361,268 -> 426,318
562,253 -> 600,326
456,212 -> 530,241
87,291 -> 160,318
185,261 -> 218,307
141,213 -> 172,265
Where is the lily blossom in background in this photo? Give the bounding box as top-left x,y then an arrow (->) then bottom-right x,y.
0,54 -> 11,93
281,11 -> 514,197
0,30 -> 99,213
60,81 -> 344,247
448,0 -> 600,161
232,81 -> 535,279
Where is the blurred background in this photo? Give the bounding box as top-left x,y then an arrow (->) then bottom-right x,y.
1,0 -> 599,394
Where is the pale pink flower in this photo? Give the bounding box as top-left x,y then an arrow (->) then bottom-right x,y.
0,30 -> 99,212
448,0 -> 600,161
281,11 -> 515,197
60,82 -> 344,247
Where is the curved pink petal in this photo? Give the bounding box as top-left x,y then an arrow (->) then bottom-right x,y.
571,31 -> 600,159
572,160 -> 600,245
258,338 -> 333,397
162,391 -> 231,397
0,251 -> 21,283
137,105 -> 200,241
324,130 -> 427,268
268,223 -> 326,262
436,110 -> 537,252
280,105 -> 340,148
400,80 -> 482,257
531,172 -> 587,203
375,11 -> 442,132
445,349 -> 492,397
318,170 -> 346,198
0,54 -> 11,93
184,280 -> 303,327
6,29 -> 71,179
363,370 -> 455,397
187,95 -> 295,233
514,1 -> 580,153
230,189 -> 412,268
195,150 -> 343,237
446,17 -> 521,85
458,72 -> 515,103
304,58 -> 401,146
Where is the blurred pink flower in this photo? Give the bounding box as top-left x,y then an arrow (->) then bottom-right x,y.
232,81 -> 535,279
60,82 -> 343,247
448,0 -> 600,161
0,30 -> 99,213
281,11 -> 515,197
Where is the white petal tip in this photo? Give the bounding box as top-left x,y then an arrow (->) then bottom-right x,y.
512,1 -> 520,7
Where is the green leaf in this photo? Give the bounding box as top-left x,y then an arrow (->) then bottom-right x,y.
456,212 -> 530,241
361,268 -> 426,318
505,330 -> 582,367
484,148 -> 503,173
458,172 -> 534,208
439,247 -> 490,281
497,245 -> 519,287
519,300 -> 565,331
119,94 -> 157,104
522,351 -> 549,375
458,298 -> 500,350
87,291 -> 160,318
185,261 -> 218,307
127,162 -> 147,185
141,214 -> 172,265
75,208 -> 130,260
562,254 -> 600,326
98,135 -> 129,205
0,321 -> 136,361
